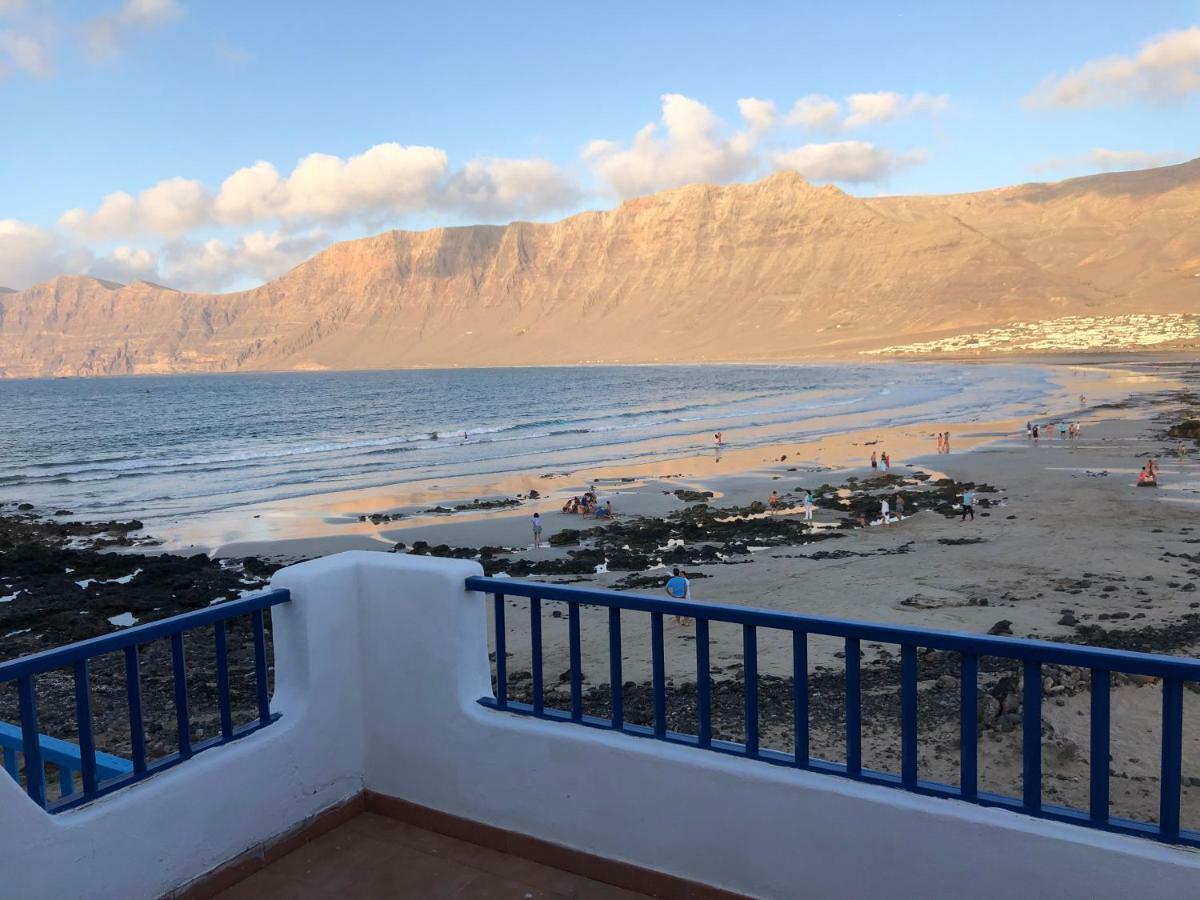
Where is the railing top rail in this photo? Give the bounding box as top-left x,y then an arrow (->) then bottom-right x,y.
465,576 -> 1200,679
0,588 -> 290,682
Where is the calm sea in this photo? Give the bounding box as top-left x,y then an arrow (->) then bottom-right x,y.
0,363 -> 1054,527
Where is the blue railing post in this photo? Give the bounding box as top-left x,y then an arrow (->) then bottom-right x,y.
568,602 -> 582,722
1089,669 -> 1110,823
493,594 -> 507,709
651,612 -> 666,738
960,653 -> 978,799
124,647 -> 147,774
17,676 -> 46,808
1022,660 -> 1042,812
251,610 -> 271,726
214,621 -> 234,741
608,607 -> 622,728
171,632 -> 192,758
696,619 -> 711,748
1160,677 -> 1184,839
73,659 -> 98,795
846,637 -> 861,775
900,644 -> 918,787
743,625 -> 759,757
793,631 -> 808,767
531,598 -> 544,715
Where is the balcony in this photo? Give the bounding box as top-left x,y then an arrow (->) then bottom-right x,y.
2,551 -> 1200,899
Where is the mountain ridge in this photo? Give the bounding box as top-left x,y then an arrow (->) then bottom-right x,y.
2,161 -> 1198,377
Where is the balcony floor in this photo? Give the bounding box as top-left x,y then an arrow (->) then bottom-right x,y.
217,812 -> 651,899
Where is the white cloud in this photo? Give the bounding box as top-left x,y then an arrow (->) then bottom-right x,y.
1026,26 -> 1200,107
66,142 -> 581,240
157,229 -> 328,292
85,0 -> 183,61
583,93 -> 770,198
843,91 -> 949,129
0,29 -> 52,79
442,157 -> 582,219
737,97 -> 778,132
1031,148 -> 1184,174
88,245 -> 160,284
771,141 -> 926,184
786,94 -> 842,130
61,177 -> 211,239
282,143 -> 449,222
0,220 -> 92,289
784,91 -> 948,131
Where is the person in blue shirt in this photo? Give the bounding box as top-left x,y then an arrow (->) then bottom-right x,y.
665,567 -> 691,624
960,489 -> 975,521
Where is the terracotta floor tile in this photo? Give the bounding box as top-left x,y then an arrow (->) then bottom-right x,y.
269,827 -> 409,893
448,871 -> 572,899
216,817 -> 653,900
218,868 -> 333,900
340,849 -> 481,898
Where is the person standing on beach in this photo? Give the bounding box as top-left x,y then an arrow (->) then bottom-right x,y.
895,493 -> 904,519
960,488 -> 975,521
665,567 -> 691,624
880,497 -> 890,526
937,432 -> 944,453
871,451 -> 878,471
803,490 -> 814,521
943,432 -> 951,454
531,512 -> 544,547
769,490 -> 779,510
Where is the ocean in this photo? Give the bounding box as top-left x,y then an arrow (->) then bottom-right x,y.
0,363 -> 1056,529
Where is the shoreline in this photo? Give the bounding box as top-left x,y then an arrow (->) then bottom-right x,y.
122,357 -> 1154,558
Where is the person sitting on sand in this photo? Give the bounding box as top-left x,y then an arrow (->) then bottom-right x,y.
769,490 -> 779,510
604,499 -> 614,518
665,567 -> 691,624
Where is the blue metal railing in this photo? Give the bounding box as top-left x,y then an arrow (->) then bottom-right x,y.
0,589 -> 290,812
467,576 -> 1200,848
0,721 -> 133,800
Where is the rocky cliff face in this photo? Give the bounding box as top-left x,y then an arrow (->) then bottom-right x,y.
2,162 -> 1198,377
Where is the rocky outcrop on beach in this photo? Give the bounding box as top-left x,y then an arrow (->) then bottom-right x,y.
2,159 -> 1200,377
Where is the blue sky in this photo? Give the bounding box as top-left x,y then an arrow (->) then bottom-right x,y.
1,0 -> 1198,291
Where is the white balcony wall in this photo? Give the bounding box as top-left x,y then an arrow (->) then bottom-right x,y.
2,550 -> 1199,899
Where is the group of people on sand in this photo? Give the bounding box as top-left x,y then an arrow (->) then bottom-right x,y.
1027,420 -> 1080,440
935,432 -> 952,454
1138,458 -> 1160,487
870,450 -> 893,471
562,490 -> 613,518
